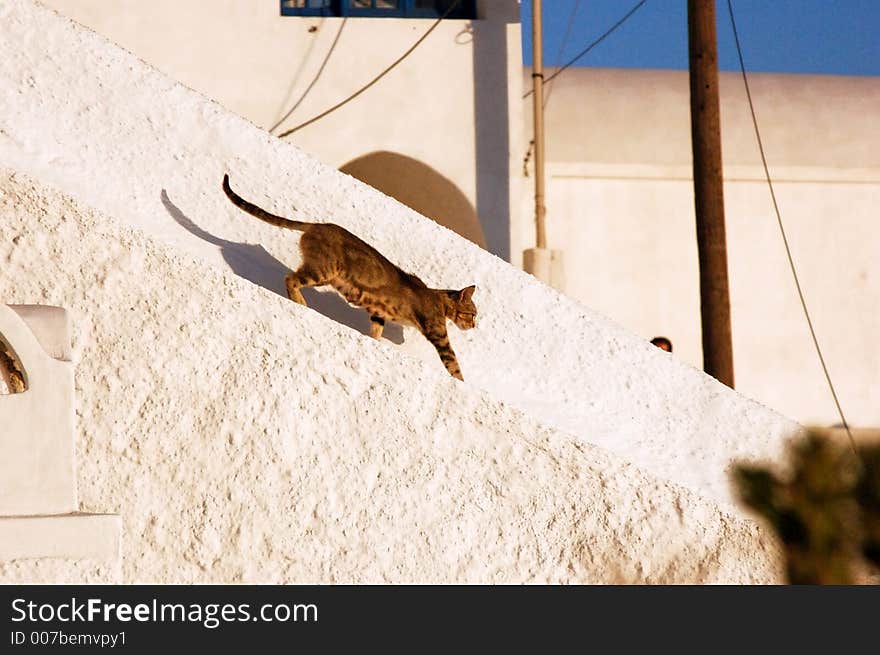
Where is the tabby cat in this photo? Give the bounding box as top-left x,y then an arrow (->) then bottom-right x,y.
222,174 -> 477,380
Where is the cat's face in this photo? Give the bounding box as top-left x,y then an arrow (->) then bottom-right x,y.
449,285 -> 477,330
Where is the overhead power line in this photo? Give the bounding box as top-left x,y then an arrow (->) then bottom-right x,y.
277,0 -> 461,139
270,18 -> 348,135
725,0 -> 856,452
523,0 -> 648,99
523,0 -> 647,175
543,0 -> 582,108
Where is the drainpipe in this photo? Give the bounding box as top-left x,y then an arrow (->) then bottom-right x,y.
523,0 -> 564,290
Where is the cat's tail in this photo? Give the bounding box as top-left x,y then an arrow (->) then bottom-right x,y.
222,174 -> 312,231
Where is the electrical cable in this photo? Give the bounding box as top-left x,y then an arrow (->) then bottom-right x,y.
543,0 -> 582,108
523,0 -> 648,99
726,0 -> 857,453
277,0 -> 461,138
270,18 -> 348,135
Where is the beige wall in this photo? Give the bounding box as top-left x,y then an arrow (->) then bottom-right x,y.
39,0 -> 523,259
521,68 -> 880,428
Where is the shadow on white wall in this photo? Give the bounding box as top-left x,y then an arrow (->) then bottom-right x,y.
161,190 -> 405,344
340,151 -> 486,250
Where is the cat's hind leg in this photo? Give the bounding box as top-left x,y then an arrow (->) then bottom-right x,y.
369,315 -> 385,340
285,267 -> 334,306
284,273 -> 307,306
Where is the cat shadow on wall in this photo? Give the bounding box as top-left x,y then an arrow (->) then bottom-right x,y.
160,190 -> 405,345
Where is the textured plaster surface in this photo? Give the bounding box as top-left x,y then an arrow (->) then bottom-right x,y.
0,558 -> 121,584
0,171 -> 784,583
0,0 -> 801,515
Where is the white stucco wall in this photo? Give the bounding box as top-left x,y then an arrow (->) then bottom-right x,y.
0,0 -> 801,516
0,0 -> 812,582
521,68 -> 880,428
0,169 -> 784,583
36,0 -> 524,260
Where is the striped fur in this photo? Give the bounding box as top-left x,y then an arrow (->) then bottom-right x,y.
223,174 -> 478,380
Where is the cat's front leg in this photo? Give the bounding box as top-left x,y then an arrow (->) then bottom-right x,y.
422,323 -> 464,381
286,266 -> 334,307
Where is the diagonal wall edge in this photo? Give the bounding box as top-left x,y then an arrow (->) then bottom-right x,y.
0,169 -> 782,583
0,0 -> 800,511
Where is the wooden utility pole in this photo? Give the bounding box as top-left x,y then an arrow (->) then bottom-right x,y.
688,0 -> 734,388
531,0 -> 547,249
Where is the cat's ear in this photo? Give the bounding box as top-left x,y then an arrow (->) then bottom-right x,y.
458,285 -> 476,302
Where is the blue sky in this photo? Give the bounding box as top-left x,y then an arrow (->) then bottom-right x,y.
520,0 -> 880,76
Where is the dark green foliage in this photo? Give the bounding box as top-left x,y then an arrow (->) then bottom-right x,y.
732,431 -> 880,585
856,445 -> 880,569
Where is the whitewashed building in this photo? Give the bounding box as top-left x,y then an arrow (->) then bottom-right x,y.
35,0 -> 880,427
